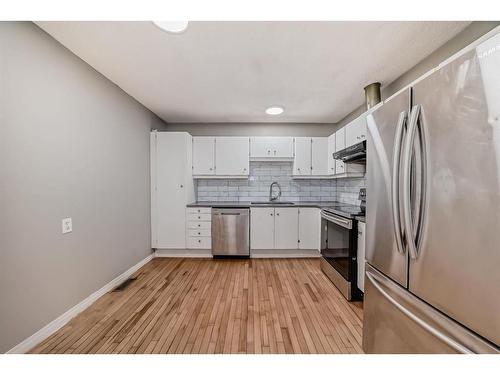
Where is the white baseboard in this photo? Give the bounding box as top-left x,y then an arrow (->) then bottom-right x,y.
250,249 -> 321,258
6,253 -> 154,354
155,248 -> 320,259
155,249 -> 213,258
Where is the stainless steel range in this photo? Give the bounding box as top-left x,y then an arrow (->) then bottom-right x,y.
320,189 -> 365,301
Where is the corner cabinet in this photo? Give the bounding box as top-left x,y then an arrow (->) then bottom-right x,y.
311,137 -> 329,176
327,133 -> 336,175
151,131 -> 195,249
293,137 -> 312,176
293,137 -> 330,178
298,208 -> 320,250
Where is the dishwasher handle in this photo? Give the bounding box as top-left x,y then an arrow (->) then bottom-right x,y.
212,208 -> 249,216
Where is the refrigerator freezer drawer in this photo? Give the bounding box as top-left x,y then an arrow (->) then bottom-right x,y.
363,264 -> 499,354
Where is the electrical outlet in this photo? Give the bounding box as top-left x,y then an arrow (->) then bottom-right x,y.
62,217 -> 72,234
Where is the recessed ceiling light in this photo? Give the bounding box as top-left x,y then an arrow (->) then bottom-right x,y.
152,21 -> 189,34
265,106 -> 284,115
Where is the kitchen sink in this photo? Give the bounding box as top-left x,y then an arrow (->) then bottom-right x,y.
251,201 -> 295,205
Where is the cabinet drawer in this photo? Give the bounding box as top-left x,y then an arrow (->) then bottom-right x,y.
188,229 -> 211,237
187,213 -> 212,221
187,207 -> 212,215
187,236 -> 211,249
187,221 -> 212,230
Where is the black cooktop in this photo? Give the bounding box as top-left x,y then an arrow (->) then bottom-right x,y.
321,203 -> 365,219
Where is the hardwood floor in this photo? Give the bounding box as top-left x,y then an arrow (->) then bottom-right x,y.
30,258 -> 363,354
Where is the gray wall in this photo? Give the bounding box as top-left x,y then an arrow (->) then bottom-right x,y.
164,122 -> 336,136
337,21 -> 500,126
0,22 -> 165,352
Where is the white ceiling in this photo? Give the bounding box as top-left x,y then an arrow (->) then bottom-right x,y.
37,21 -> 470,123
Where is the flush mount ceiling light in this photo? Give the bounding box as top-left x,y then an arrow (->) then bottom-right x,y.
152,21 -> 189,34
265,106 -> 284,115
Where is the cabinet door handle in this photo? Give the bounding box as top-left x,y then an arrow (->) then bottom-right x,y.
268,150 -> 271,155
274,150 -> 276,155
198,216 -> 201,219
270,213 -> 273,216
276,213 -> 280,216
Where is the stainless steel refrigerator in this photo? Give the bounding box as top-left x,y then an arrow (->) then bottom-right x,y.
364,31 -> 500,353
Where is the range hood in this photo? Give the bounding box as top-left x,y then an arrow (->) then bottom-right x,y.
333,140 -> 366,163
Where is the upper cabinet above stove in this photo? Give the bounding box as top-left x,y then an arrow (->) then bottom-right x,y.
345,113 -> 367,148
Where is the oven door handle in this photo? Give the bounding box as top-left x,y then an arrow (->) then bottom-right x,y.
321,211 -> 352,229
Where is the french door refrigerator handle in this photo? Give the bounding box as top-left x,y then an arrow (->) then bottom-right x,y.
402,105 -> 421,260
392,111 -> 407,254
366,269 -> 473,353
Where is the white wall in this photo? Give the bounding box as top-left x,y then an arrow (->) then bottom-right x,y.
0,22 -> 166,352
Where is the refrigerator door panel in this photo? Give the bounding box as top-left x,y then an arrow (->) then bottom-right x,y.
366,88 -> 410,287
409,32 -> 500,346
363,264 -> 499,354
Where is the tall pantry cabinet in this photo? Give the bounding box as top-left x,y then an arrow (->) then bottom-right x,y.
150,131 -> 195,249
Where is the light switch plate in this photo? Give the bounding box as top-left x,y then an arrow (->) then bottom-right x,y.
62,217 -> 72,234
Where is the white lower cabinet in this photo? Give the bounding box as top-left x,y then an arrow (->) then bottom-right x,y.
186,207 -> 212,249
298,208 -> 320,250
274,208 -> 299,249
251,207 -> 319,252
357,221 -> 366,292
250,207 -> 275,249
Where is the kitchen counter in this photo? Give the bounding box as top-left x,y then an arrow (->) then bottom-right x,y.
187,201 -> 337,208
187,201 -> 365,219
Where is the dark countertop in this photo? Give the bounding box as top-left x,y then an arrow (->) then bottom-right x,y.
187,201 -> 366,219
187,201 -> 336,208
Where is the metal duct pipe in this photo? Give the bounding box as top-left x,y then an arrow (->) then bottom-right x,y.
364,82 -> 381,110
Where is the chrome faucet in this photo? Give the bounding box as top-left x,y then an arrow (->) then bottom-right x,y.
269,181 -> 282,202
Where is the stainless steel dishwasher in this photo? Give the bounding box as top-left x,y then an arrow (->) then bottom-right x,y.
211,208 -> 250,256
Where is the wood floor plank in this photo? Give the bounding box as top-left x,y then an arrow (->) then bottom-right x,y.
30,258 -> 364,354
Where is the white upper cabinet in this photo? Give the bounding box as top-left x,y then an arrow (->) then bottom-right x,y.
311,137 -> 329,175
293,137 -> 312,175
345,113 -> 367,148
215,137 -> 250,176
250,137 -> 294,158
192,137 -> 215,175
327,133 -> 336,175
335,127 -> 346,175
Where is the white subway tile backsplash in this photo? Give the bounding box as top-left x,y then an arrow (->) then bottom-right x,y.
195,161 -> 365,205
